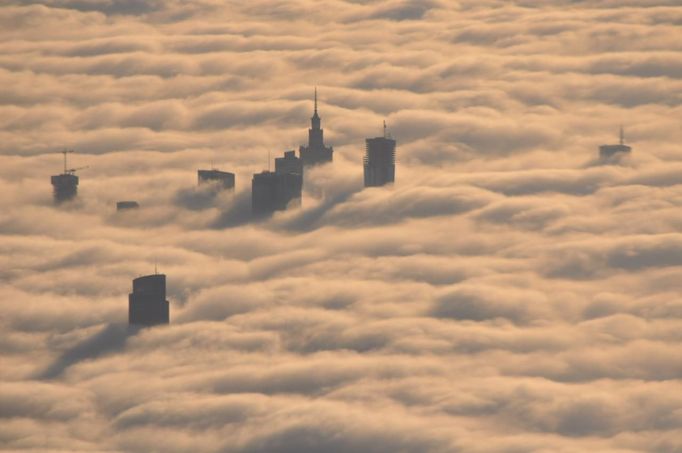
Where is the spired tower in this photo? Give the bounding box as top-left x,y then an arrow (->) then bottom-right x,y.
299,88 -> 333,166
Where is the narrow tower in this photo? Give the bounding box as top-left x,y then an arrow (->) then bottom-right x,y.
299,88 -> 333,166
363,122 -> 396,187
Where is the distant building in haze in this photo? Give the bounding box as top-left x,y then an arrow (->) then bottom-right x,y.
275,150 -> 303,176
364,122 -> 396,187
117,201 -> 139,211
128,274 -> 169,326
599,126 -> 632,159
197,169 -> 235,190
251,171 -> 302,216
51,173 -> 79,203
51,150 -> 86,203
299,88 -> 333,166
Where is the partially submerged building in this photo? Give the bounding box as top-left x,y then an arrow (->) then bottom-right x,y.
128,274 -> 169,326
364,122 -> 396,187
599,127 -> 632,159
251,171 -> 302,216
51,150 -> 86,203
197,169 -> 235,190
299,88 -> 333,166
275,150 -> 303,176
117,201 -> 140,211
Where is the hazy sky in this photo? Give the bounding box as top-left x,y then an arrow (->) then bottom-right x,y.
1,1 -> 682,451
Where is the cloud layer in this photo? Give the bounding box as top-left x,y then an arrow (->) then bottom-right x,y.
1,1 -> 681,452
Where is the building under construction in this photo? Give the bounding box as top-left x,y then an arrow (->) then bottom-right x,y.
197,169 -> 235,190
128,273 -> 169,326
600,127 -> 632,159
364,123 -> 396,187
299,88 -> 333,166
51,150 -> 86,203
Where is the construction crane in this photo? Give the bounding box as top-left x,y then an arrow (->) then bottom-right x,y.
59,149 -> 88,175
60,149 -> 74,174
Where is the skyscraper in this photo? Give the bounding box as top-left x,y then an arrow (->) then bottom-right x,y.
197,169 -> 235,190
299,88 -> 333,166
251,171 -> 302,216
51,173 -> 79,203
128,274 -> 169,326
275,150 -> 303,176
363,122 -> 396,187
51,150 -> 85,203
599,126 -> 632,159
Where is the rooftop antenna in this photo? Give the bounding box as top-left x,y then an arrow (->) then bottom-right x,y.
314,86 -> 318,115
619,125 -> 625,145
154,262 -> 158,275
383,120 -> 387,139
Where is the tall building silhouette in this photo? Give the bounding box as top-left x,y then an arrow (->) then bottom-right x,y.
275,150 -> 303,175
128,274 -> 169,326
252,149 -> 303,216
599,126 -> 632,159
197,169 -> 235,190
364,122 -> 396,187
251,171 -> 302,216
299,88 -> 333,166
51,150 -> 86,203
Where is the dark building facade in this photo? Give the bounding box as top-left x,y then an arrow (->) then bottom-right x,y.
275,150 -> 303,176
364,125 -> 396,187
51,173 -> 79,203
197,169 -> 235,190
51,150 -> 85,204
128,274 -> 169,326
599,127 -> 631,159
299,89 -> 333,166
251,171 -> 302,216
117,201 -> 139,211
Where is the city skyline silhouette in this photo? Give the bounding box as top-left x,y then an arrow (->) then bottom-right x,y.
1,1 -> 681,452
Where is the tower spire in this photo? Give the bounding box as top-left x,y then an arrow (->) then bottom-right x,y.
314,86 -> 318,115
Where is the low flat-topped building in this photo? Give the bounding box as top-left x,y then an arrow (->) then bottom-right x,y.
116,201 -> 139,211
197,169 -> 235,190
599,127 -> 632,159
